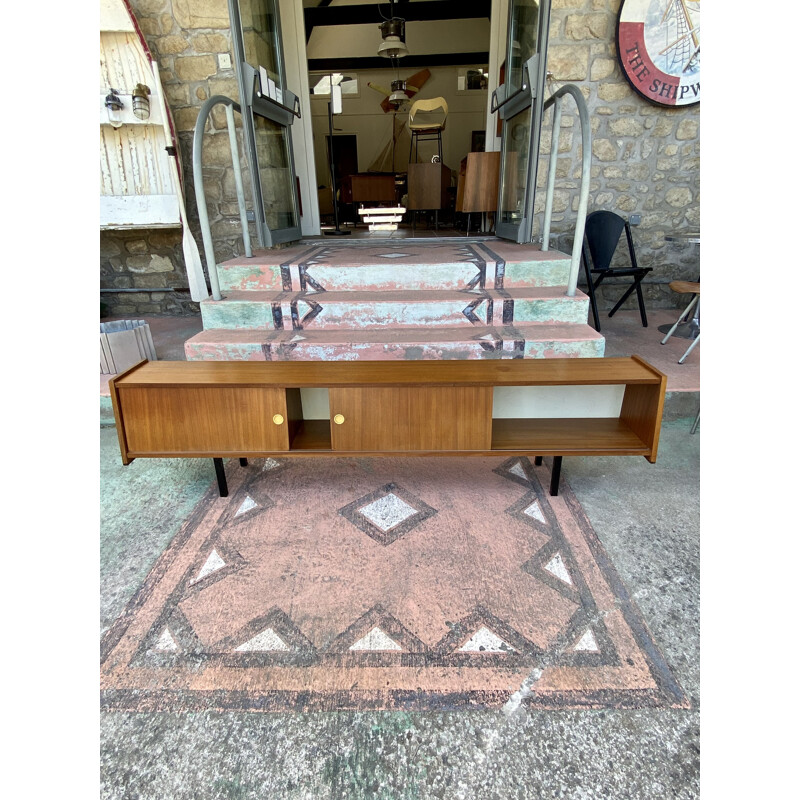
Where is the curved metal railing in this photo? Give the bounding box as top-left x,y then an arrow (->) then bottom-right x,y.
540,84 -> 592,298
192,95 -> 252,301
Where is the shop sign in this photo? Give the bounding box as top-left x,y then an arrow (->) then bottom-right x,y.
617,0 -> 700,107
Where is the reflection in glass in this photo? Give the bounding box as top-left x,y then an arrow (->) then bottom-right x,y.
253,114 -> 297,231
508,0 -> 540,92
499,106 -> 531,226
240,0 -> 281,88
311,74 -> 359,96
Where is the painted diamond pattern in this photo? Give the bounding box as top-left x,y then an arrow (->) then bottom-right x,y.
103,459 -> 687,713
359,493 -> 417,532
338,483 -> 438,545
378,252 -> 411,258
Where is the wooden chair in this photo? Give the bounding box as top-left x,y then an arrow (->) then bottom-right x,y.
660,280 -> 700,364
408,97 -> 448,163
581,210 -> 652,331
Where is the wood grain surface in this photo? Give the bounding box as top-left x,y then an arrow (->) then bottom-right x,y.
329,387 -> 493,451
111,358 -> 663,388
119,386 -> 289,455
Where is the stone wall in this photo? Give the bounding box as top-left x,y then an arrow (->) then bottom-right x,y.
100,0 -> 699,316
541,0 -> 700,310
101,0 -> 245,317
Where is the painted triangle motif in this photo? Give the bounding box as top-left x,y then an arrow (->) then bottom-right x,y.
544,553 -> 573,586
191,549 -> 226,584
459,626 -> 516,653
235,628 -> 291,652
349,626 -> 403,651
509,461 -> 528,480
574,628 -> 600,652
235,495 -> 258,517
154,628 -> 178,652
524,500 -> 547,524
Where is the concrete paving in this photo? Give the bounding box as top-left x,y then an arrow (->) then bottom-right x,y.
100,415 -> 699,799
100,301 -> 699,798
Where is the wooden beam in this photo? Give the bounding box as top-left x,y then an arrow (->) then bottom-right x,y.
305,0 -> 491,35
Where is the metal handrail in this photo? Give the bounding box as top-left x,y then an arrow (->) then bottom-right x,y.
540,84 -> 592,298
192,94 -> 253,301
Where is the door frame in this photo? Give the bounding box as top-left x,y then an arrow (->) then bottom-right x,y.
280,0 -> 510,238
279,0 -> 320,237
493,0 -> 553,244
228,0 -> 304,246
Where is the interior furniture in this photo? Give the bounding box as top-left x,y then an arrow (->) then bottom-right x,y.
660,280 -> 700,364
317,187 -> 334,217
581,211 -> 652,332
109,356 -> 667,498
357,206 -> 406,231
349,174 -> 397,204
408,97 -> 448,162
407,162 -> 451,231
456,151 -> 500,234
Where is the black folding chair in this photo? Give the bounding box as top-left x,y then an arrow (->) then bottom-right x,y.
581,211 -> 652,332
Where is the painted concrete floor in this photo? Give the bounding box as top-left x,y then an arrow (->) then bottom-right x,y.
100,302 -> 699,798
100,424 -> 698,799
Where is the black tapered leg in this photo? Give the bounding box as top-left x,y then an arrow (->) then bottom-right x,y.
583,258 -> 602,331
549,456 -> 562,497
213,458 -> 228,497
239,458 -> 248,466
608,279 -> 639,317
534,456 -> 543,466
636,278 -> 648,327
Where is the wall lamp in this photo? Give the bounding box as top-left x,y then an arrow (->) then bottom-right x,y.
132,83 -> 152,120
105,88 -> 124,128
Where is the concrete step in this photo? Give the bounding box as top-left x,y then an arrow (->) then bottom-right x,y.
184,323 -> 605,361
217,241 -> 572,293
200,288 -> 591,331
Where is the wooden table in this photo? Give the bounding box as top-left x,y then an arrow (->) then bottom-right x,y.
109,357 -> 667,497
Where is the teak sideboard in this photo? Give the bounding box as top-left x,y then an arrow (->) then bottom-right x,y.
109,357 -> 667,497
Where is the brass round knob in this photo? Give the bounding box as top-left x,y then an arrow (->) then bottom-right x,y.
333,414 -> 345,425
272,414 -> 284,425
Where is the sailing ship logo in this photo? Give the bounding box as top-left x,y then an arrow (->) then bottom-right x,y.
617,0 -> 700,106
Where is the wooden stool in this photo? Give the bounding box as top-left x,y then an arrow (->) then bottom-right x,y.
661,281 -> 700,364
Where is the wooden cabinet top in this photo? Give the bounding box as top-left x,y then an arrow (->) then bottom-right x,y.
113,356 -> 665,389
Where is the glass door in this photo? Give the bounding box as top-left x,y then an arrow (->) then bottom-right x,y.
229,0 -> 302,246
492,0 -> 552,243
